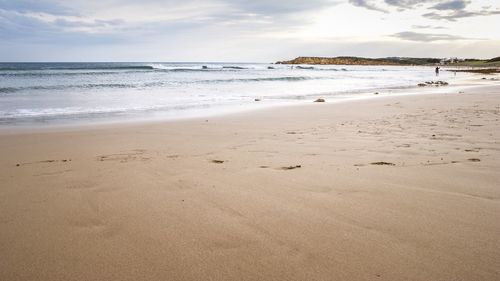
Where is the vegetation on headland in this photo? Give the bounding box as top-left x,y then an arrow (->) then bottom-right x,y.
276,56 -> 500,68
276,56 -> 409,65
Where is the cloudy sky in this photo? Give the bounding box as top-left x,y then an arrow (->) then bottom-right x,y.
1,0 -> 499,61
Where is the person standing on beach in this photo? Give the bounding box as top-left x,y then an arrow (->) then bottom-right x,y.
435,66 -> 440,76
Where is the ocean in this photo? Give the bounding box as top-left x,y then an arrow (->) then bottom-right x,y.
0,62 -> 467,126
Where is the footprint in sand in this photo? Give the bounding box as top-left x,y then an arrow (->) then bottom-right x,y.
66,180 -> 96,190
16,159 -> 71,167
34,169 -> 72,177
97,149 -> 149,163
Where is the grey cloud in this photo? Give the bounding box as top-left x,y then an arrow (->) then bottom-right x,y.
423,0 -> 500,21
412,25 -> 447,29
383,0 -> 435,9
423,9 -> 500,21
392,31 -> 468,41
348,0 -> 387,12
0,9 -> 56,37
0,9 -> 130,44
430,0 -> 469,11
349,0 -> 442,11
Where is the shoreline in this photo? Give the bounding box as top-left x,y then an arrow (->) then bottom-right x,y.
0,74 -> 488,134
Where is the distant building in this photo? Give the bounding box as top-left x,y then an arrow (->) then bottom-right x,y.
440,57 -> 464,65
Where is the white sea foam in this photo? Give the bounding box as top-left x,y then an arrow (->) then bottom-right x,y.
0,62 -> 472,126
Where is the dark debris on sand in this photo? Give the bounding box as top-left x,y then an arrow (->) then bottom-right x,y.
370,162 -> 396,166
281,165 -> 302,170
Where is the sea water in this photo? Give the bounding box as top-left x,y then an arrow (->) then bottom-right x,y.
0,62 -> 468,126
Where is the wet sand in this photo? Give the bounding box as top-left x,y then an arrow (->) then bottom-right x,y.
1,80 -> 500,281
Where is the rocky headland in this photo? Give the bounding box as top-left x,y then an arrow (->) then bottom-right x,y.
276,56 -> 406,65
276,56 -> 500,67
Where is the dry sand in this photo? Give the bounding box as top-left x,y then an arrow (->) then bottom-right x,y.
1,80 -> 500,281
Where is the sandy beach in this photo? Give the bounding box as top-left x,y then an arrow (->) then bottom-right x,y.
1,79 -> 500,281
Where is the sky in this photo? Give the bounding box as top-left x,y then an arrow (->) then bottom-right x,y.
0,0 -> 499,62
